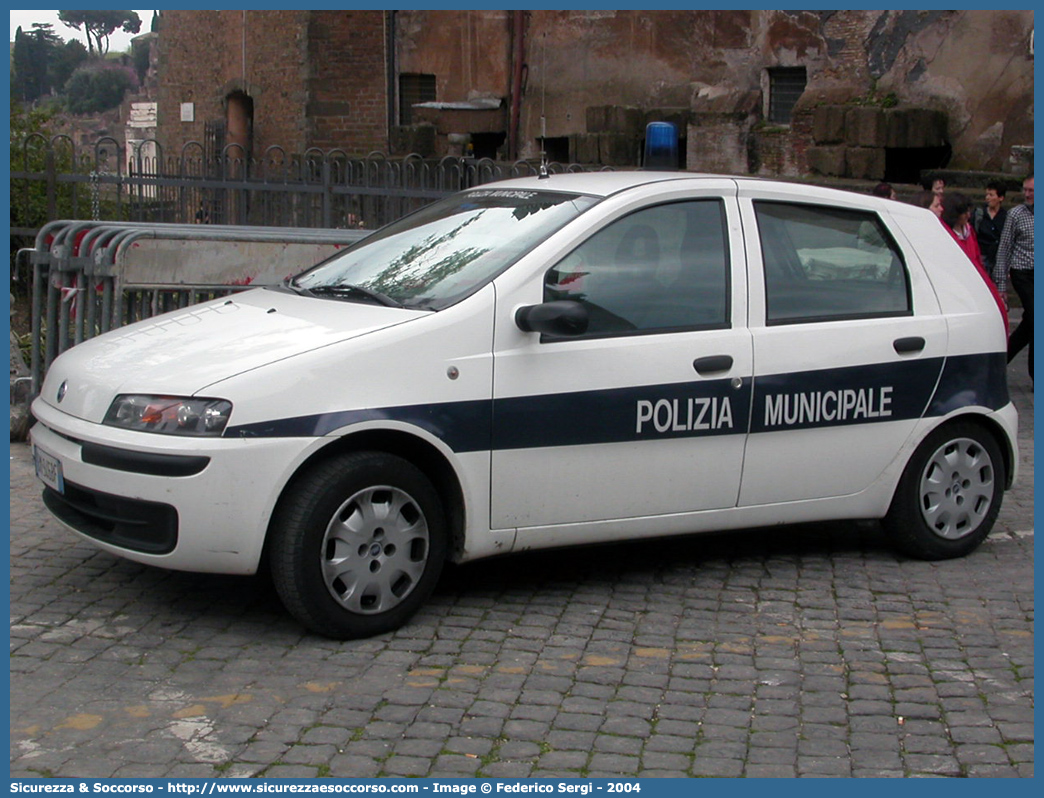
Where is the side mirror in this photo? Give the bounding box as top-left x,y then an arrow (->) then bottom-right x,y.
515,300 -> 589,337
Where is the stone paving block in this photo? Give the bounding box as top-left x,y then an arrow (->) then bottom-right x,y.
953,743 -> 1012,767
798,755 -> 852,777
261,764 -> 320,778
326,754 -> 381,778
482,762 -> 534,777
381,755 -> 431,776
457,716 -> 504,737
430,754 -> 484,775
690,756 -> 744,777
588,752 -> 641,774
642,734 -> 695,754
537,750 -> 588,771
904,753 -> 963,776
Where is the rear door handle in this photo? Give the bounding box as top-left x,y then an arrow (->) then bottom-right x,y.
893,336 -> 925,354
693,355 -> 734,375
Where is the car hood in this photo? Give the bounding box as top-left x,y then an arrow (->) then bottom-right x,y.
38,288 -> 427,423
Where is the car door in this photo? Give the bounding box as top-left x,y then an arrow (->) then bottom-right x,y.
737,188 -> 947,507
490,184 -> 753,533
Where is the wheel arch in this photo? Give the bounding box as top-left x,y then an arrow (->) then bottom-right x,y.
262,428 -> 468,568
921,411 -> 1016,490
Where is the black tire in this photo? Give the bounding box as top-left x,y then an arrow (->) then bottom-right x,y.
269,451 -> 447,639
883,421 -> 1005,560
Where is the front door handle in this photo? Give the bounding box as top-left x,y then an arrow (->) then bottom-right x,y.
693,355 -> 734,375
893,336 -> 925,354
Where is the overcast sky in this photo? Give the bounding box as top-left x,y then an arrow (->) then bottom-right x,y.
10,10 -> 154,52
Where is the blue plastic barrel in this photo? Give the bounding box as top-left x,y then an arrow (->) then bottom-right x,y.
643,121 -> 679,170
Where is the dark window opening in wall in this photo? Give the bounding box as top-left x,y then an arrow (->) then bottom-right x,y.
539,137 -> 570,163
768,67 -> 807,125
469,132 -> 507,160
884,145 -> 952,185
399,73 -> 436,125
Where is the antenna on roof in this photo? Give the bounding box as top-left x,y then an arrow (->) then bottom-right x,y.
538,33 -> 549,179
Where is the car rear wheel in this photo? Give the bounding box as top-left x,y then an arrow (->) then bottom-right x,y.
269,452 -> 446,639
884,422 -> 1004,560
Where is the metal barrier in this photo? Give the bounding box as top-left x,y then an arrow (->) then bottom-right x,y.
25,221 -> 368,394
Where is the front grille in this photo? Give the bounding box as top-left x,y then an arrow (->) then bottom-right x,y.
42,481 -> 178,555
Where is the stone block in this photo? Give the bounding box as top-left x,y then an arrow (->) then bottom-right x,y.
687,117 -> 751,174
598,132 -> 638,166
812,105 -> 847,144
753,127 -> 802,177
845,147 -> 886,180
846,106 -> 886,147
585,106 -> 609,133
885,108 -> 948,149
569,133 -> 600,165
806,145 -> 847,177
586,105 -> 643,138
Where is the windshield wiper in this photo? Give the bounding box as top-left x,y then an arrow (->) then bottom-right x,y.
271,280 -> 314,297
303,284 -> 405,309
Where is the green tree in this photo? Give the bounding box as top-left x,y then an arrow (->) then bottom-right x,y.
11,23 -> 89,103
58,10 -> 142,55
63,65 -> 135,115
51,39 -> 90,94
11,24 -> 61,101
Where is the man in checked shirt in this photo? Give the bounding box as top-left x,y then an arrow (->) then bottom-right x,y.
993,173 -> 1034,383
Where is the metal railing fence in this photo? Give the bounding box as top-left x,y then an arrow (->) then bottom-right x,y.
10,136 -> 602,235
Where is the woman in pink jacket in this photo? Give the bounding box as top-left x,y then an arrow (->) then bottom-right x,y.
940,192 -> 984,269
940,191 -> 1007,331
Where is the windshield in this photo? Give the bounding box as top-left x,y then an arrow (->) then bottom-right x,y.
291,188 -> 599,310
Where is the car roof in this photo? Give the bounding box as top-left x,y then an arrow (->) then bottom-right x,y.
481,170 -> 914,215
478,170 -> 719,198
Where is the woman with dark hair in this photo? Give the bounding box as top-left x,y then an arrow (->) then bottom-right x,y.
871,182 -> 896,199
940,192 -> 983,271
914,189 -> 943,217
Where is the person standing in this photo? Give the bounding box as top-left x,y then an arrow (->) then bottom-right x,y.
974,181 -> 1008,282
939,192 -> 1008,334
940,192 -> 984,270
872,182 -> 897,200
920,175 -> 945,196
993,174 -> 1034,380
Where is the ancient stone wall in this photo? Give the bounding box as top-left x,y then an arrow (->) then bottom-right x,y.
152,9 -> 1033,175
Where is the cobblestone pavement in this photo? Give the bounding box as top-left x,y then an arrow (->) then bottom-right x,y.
10,357 -> 1033,779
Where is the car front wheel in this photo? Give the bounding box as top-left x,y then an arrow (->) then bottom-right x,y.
884,422 -> 1004,560
269,451 -> 447,639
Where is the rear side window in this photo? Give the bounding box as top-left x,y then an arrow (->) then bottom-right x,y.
544,199 -> 730,337
754,201 -> 911,325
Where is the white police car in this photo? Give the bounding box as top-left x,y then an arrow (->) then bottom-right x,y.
31,172 -> 1017,639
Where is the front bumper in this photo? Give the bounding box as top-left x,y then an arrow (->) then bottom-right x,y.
30,399 -> 322,575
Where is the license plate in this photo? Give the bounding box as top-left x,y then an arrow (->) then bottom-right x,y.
33,445 -> 65,494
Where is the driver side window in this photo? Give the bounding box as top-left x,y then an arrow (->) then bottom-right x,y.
543,200 -> 730,337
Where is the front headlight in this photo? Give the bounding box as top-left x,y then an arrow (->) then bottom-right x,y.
103,395 -> 233,437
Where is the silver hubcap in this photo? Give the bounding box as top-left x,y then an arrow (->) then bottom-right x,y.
918,437 -> 995,540
320,485 -> 429,614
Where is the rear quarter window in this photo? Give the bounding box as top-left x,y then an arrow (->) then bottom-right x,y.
754,201 -> 911,325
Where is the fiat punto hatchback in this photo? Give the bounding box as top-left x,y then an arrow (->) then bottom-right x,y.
31,173 -> 1017,638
